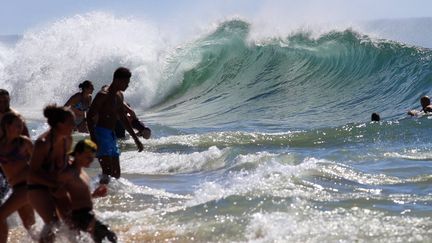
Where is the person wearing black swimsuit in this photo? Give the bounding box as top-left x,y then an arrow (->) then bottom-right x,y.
0,112 -> 36,243
27,105 -> 75,242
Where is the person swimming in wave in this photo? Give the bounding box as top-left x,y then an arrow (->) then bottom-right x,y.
57,139 -> 117,242
0,112 -> 36,243
407,95 -> 432,116
371,112 -> 380,122
86,67 -> 143,184
64,80 -> 94,133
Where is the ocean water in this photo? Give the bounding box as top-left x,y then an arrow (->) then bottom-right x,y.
2,13 -> 432,242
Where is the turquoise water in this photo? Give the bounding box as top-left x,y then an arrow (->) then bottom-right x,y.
2,15 -> 432,242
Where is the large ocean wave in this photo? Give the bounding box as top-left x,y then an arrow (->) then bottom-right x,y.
150,20 -> 432,130
0,14 -> 431,131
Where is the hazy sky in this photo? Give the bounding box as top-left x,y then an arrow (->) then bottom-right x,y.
1,0 -> 432,35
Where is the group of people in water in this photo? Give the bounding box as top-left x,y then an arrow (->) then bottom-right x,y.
0,67 -> 151,242
370,95 -> 432,122
0,64 -> 430,242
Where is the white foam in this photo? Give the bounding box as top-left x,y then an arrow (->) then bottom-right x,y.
186,156 -> 321,207
97,177 -> 189,200
0,12 -> 177,114
245,208 -> 432,242
384,151 -> 432,161
120,146 -> 227,174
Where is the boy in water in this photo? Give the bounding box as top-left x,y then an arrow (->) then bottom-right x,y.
58,139 -> 116,242
408,96 -> 432,116
86,67 -> 143,184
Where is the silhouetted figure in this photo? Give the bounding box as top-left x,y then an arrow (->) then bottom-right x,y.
86,67 -> 144,184
371,112 -> 380,122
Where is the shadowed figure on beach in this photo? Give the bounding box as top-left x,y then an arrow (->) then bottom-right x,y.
86,67 -> 143,184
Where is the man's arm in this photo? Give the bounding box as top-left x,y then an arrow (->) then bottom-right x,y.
117,94 -> 143,152
22,122 -> 30,138
86,93 -> 103,144
123,102 -> 137,120
10,108 -> 31,137
407,110 -> 418,116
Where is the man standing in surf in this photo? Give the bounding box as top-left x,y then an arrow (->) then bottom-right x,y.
86,67 -> 143,184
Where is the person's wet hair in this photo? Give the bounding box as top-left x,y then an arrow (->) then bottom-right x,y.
0,89 -> 9,97
420,96 -> 431,107
43,104 -> 74,128
371,112 -> 380,122
70,139 -> 97,156
0,112 -> 21,141
78,80 -> 93,90
113,67 -> 131,80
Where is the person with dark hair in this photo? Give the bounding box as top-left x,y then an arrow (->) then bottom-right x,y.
0,89 -> 30,201
371,113 -> 380,122
408,95 -> 432,116
0,112 -> 36,243
27,104 -> 75,242
0,88 -> 30,138
57,139 -> 117,242
64,80 -> 94,133
87,67 -> 143,184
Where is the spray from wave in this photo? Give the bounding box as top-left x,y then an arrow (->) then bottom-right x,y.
0,13 -> 431,130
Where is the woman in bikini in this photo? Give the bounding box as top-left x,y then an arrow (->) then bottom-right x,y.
58,139 -> 117,242
0,112 -> 35,243
27,105 -> 75,242
64,80 -> 94,133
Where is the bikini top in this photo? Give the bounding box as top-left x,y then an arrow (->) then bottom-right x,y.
73,94 -> 89,112
0,138 -> 30,164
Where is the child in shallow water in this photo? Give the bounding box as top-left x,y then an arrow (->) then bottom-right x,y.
58,139 -> 117,243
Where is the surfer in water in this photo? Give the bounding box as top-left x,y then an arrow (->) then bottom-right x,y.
407,95 -> 432,116
64,80 -> 94,133
86,67 -> 143,184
